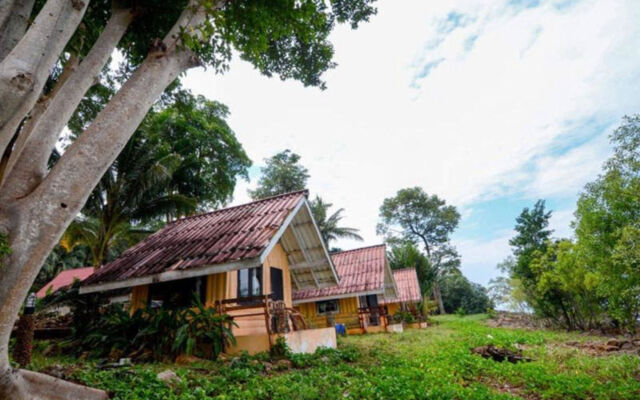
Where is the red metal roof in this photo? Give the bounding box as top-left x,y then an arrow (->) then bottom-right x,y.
83,191 -> 308,287
36,267 -> 94,298
386,268 -> 422,304
293,244 -> 387,301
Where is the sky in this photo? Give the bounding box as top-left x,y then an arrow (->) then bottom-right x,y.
182,0 -> 640,286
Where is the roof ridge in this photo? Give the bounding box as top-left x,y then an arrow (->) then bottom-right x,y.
168,190 -> 309,224
331,243 -> 386,255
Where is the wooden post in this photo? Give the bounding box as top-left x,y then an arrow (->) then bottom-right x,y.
263,295 -> 273,348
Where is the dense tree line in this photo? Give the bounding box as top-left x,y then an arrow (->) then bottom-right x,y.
496,116 -> 640,332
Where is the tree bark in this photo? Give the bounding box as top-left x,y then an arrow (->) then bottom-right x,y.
432,281 -> 446,314
0,2 -> 207,398
0,53 -> 79,185
0,368 -> 108,400
0,0 -> 36,62
0,0 -> 88,157
0,6 -> 135,195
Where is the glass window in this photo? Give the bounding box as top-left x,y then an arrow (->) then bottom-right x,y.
237,266 -> 262,300
316,300 -> 339,315
147,277 -> 206,309
238,269 -> 249,297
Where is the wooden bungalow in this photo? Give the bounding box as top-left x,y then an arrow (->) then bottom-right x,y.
80,191 -> 340,354
292,244 -> 399,334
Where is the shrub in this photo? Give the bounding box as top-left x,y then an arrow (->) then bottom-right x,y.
69,294 -> 235,361
455,307 -> 466,317
392,311 -> 416,324
269,336 -> 292,359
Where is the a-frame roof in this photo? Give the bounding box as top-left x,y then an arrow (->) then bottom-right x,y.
292,244 -> 398,304
81,190 -> 338,294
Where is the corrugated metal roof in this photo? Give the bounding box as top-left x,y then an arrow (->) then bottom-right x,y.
36,267 -> 94,298
383,268 -> 422,304
293,244 -> 388,301
83,191 -> 309,287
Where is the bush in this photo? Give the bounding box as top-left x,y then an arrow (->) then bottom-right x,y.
69,295 -> 235,361
392,311 -> 416,324
455,307 -> 466,317
269,336 -> 292,360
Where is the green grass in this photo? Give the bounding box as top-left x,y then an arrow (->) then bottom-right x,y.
29,315 -> 640,399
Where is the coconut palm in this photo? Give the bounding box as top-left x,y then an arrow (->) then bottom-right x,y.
63,132 -> 197,267
310,196 -> 364,245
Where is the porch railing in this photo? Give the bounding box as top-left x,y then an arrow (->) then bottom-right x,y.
213,295 -> 307,349
357,306 -> 389,332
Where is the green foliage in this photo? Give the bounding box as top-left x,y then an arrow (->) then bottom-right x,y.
53,289 -> 235,361
32,316 -> 640,400
377,187 -> 461,258
455,307 -> 466,317
508,200 -> 553,284
63,94 -> 250,266
269,336 -> 292,360
142,93 -> 252,211
572,115 -> 640,331
439,274 -> 493,315
420,297 -> 439,317
387,242 -> 435,296
249,150 -> 309,199
309,195 -> 363,244
33,245 -> 90,293
392,311 -> 416,324
499,116 -> 640,332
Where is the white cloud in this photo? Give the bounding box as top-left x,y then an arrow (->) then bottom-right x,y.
182,0 -> 640,283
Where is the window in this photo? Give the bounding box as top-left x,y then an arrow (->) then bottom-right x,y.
147,277 -> 206,309
316,300 -> 339,315
237,266 -> 262,301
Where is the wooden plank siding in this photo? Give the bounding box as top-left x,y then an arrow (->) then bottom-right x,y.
296,297 -> 360,329
129,243 -> 292,338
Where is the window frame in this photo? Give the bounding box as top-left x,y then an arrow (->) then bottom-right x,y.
316,299 -> 340,315
237,266 -> 263,303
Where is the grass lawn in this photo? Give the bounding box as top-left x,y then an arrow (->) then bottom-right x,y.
29,314 -> 640,399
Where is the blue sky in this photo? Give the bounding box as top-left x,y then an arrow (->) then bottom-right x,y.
184,0 -> 640,286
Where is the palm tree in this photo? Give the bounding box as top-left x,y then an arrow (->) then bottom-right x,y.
310,196 -> 363,245
64,133 -> 196,267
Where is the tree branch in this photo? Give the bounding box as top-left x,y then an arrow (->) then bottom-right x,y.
0,0 -> 88,157
0,0 -> 36,62
0,7 -> 135,197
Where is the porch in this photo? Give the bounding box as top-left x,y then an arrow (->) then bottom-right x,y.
218,295 -> 336,355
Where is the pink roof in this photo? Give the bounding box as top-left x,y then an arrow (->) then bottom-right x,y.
36,267 -> 94,298
386,268 -> 422,304
83,191 -> 308,287
293,244 -> 387,301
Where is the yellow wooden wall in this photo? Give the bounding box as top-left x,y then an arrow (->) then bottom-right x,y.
296,297 -> 360,328
386,302 -> 400,315
262,243 -> 292,306
130,285 -> 149,313
128,243 -> 293,337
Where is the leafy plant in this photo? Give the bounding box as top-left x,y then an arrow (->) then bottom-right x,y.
392,311 -> 416,324
61,291 -> 235,361
455,307 -> 466,317
269,336 -> 292,360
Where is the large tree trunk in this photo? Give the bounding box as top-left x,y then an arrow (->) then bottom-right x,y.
0,0 -> 88,156
0,2 -> 207,397
432,281 -> 446,314
0,0 -> 36,61
0,5 -> 135,194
